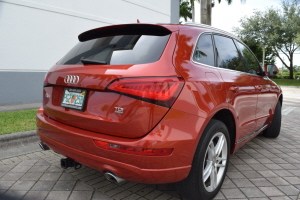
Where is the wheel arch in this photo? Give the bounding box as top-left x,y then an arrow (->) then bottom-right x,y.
211,109 -> 236,154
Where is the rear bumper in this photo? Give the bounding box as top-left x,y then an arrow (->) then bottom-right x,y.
36,107 -> 205,184
38,130 -> 190,183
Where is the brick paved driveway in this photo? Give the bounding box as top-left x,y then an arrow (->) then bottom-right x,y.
1,87 -> 300,200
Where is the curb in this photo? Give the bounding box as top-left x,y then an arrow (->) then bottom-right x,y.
0,101 -> 41,112
0,130 -> 39,150
280,85 -> 300,88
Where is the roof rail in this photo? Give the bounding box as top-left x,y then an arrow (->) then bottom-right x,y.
181,22 -> 238,40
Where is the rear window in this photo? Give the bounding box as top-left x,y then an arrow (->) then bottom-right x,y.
57,34 -> 170,65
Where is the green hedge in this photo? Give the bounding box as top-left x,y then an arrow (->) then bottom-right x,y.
271,75 -> 299,79
269,76 -> 280,79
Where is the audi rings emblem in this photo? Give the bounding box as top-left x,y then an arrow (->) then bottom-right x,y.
64,75 -> 80,84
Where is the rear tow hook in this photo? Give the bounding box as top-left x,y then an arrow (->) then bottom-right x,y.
60,158 -> 82,170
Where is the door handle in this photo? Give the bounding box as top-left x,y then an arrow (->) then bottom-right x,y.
230,85 -> 239,92
255,85 -> 262,91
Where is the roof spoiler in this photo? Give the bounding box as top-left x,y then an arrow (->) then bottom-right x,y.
78,24 -> 172,42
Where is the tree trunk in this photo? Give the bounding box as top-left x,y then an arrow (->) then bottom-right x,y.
192,4 -> 195,22
289,53 -> 294,79
206,0 -> 212,25
272,48 -> 294,79
201,0 -> 207,24
200,0 -> 212,25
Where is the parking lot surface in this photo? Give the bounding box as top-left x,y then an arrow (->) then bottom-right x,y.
0,86 -> 300,200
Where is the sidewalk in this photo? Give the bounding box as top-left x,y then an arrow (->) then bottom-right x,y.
1,87 -> 300,200
1,111 -> 300,200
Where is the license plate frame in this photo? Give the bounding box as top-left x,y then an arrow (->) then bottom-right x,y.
61,88 -> 87,111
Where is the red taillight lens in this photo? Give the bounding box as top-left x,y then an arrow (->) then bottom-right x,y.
106,77 -> 184,107
94,140 -> 173,156
43,72 -> 51,87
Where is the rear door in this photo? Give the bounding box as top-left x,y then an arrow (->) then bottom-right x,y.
235,41 -> 277,130
213,34 -> 258,141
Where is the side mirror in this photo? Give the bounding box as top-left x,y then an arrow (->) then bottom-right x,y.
264,63 -> 279,76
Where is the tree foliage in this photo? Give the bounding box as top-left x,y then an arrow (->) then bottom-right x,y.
242,40 -> 276,64
179,0 -> 198,22
180,0 -> 245,25
180,1 -> 193,21
234,0 -> 300,79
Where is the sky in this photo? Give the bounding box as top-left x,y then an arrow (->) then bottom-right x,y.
193,0 -> 300,66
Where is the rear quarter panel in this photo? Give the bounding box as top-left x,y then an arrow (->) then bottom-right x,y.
171,26 -> 228,152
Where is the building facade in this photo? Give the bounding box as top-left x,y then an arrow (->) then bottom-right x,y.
0,0 -> 179,104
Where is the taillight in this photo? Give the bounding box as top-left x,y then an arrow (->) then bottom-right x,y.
106,77 -> 184,107
94,140 -> 173,156
43,72 -> 51,87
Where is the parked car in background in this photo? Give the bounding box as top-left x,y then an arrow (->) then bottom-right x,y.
36,22 -> 282,200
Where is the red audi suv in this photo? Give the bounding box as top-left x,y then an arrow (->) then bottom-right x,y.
36,23 -> 282,199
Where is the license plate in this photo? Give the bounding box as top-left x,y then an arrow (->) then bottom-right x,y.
61,88 -> 87,111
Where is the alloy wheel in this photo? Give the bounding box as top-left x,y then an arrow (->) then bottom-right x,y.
203,132 -> 228,192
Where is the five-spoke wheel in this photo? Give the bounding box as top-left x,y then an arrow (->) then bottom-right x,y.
203,132 -> 228,192
176,120 -> 230,200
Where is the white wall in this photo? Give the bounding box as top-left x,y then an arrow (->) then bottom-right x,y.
0,0 -> 179,104
0,0 -> 177,71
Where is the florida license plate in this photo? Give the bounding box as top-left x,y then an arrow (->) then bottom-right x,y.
61,88 -> 87,111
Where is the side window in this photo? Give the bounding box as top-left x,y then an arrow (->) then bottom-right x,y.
213,35 -> 244,72
193,34 -> 215,66
236,41 -> 262,75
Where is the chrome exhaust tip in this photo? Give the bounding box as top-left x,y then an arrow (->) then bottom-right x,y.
104,172 -> 125,184
38,142 -> 50,151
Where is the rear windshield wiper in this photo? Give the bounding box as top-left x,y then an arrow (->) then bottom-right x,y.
80,58 -> 107,65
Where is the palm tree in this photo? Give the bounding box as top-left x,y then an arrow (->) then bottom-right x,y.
180,1 -> 193,21
190,0 -> 196,22
180,0 -> 196,21
180,0 -> 245,25
202,0 -> 239,25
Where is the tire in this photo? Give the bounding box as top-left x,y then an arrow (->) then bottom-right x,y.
176,119 -> 230,200
263,101 -> 282,138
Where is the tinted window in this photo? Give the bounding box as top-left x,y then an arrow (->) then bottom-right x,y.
58,34 -> 170,65
236,41 -> 262,75
214,35 -> 244,72
193,34 -> 214,66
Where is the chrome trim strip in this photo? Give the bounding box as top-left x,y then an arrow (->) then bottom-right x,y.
237,123 -> 269,143
217,66 -> 263,77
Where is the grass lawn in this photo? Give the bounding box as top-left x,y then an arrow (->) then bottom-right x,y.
0,109 -> 37,135
270,78 -> 300,86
